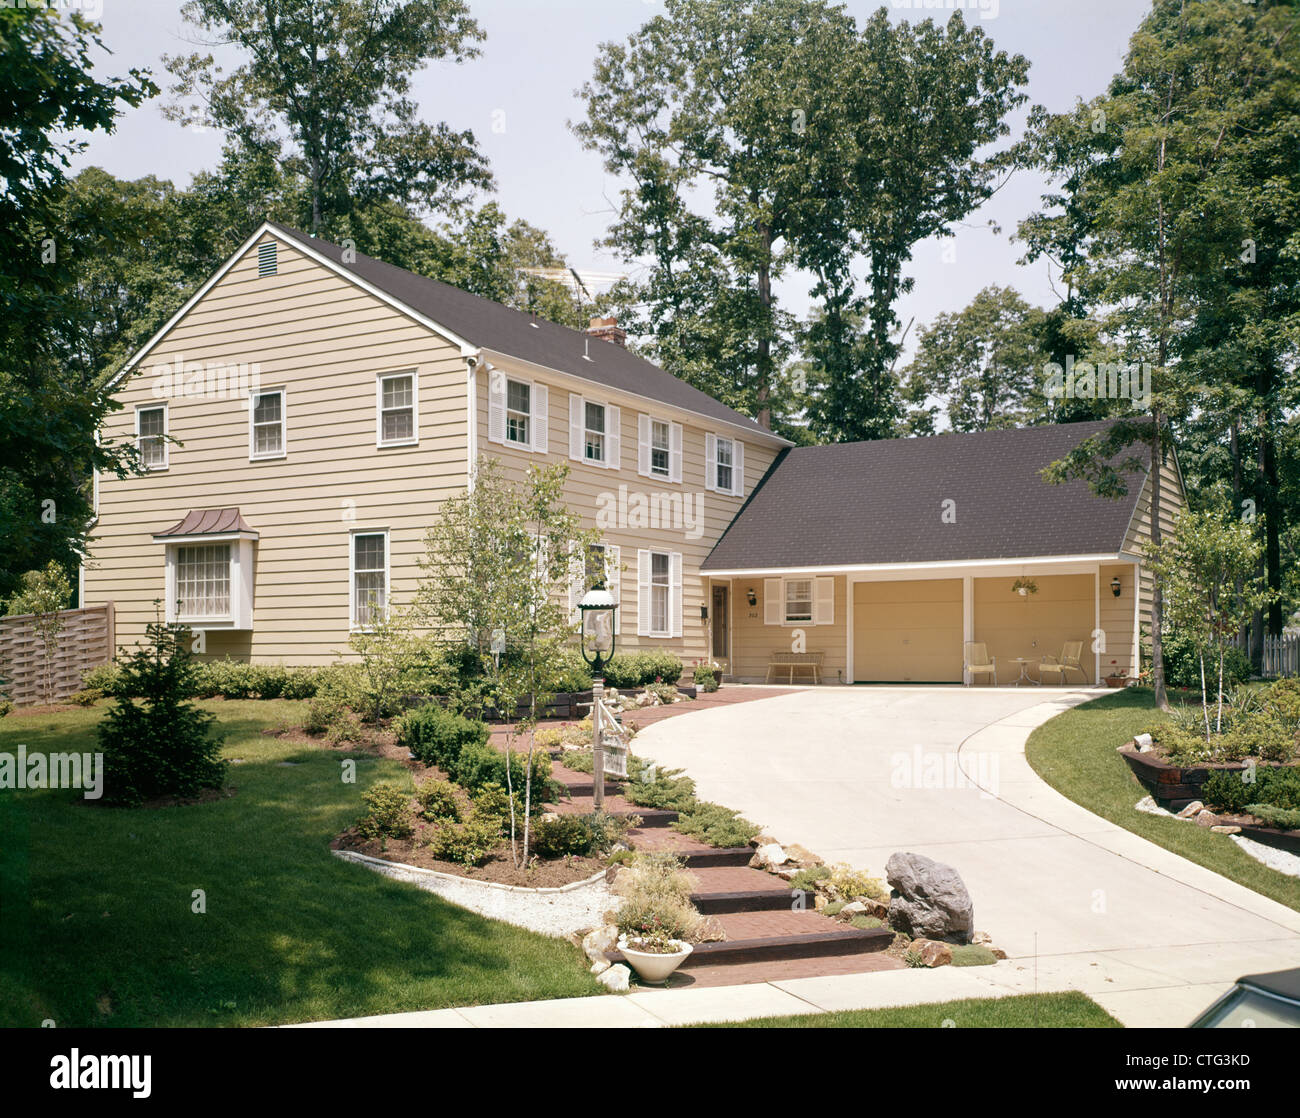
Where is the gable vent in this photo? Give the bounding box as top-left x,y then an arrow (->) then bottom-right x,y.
257,240 -> 277,277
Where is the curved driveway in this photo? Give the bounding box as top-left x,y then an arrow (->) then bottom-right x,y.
634,686 -> 1300,1026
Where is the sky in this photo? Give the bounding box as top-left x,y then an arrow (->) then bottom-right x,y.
69,0 -> 1149,356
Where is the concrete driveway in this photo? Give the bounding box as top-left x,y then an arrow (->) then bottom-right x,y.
634,686 -> 1300,1026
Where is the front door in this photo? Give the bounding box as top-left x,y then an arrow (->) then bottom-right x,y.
711,585 -> 729,660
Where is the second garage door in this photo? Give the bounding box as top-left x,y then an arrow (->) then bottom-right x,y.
853,579 -> 963,683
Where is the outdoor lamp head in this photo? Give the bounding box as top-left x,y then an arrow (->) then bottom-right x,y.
578,585 -> 618,667
1110,576 -> 1122,598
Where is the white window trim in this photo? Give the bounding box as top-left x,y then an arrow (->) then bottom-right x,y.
639,414 -> 682,483
488,372 -> 548,454
160,533 -> 256,629
637,548 -> 682,638
375,370 -> 419,448
504,376 -> 532,449
136,402 -> 169,471
569,393 -> 620,469
706,433 -> 744,496
248,385 -> 287,461
349,527 -> 391,631
783,577 -> 814,624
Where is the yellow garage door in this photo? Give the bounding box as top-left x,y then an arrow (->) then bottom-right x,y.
853,579 -> 963,683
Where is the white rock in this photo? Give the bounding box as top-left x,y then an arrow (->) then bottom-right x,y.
1176,801 -> 1204,818
751,843 -> 788,869
1134,732 -> 1154,750
597,964 -> 631,992
582,923 -> 620,962
590,959 -> 611,975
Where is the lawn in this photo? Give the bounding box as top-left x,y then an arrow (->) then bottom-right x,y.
1025,687 -> 1300,913
0,700 -> 599,1027
690,992 -> 1121,1028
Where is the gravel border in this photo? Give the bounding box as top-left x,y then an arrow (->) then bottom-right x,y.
1136,796 -> 1300,878
333,849 -> 614,937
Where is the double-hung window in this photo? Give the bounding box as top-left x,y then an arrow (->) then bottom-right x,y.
636,549 -> 681,638
250,388 -> 285,459
706,433 -> 744,495
784,579 -> 813,623
377,372 -> 417,447
569,394 -> 619,468
506,379 -> 531,446
351,531 -> 389,627
584,402 -> 607,464
137,405 -> 167,470
650,420 -> 670,477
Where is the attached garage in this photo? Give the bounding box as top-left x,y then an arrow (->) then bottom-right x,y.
974,574 -> 1096,684
853,579 -> 964,683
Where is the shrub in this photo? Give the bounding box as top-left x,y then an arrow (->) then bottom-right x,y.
279,668 -> 319,700
325,708 -> 365,744
1203,769 -> 1256,813
625,758 -> 695,810
1220,710 -> 1295,764
97,621 -> 226,807
693,663 -> 719,692
614,853 -> 712,943
452,739 -> 553,798
426,815 -> 500,866
314,663 -> 370,713
356,782 -> 414,839
81,661 -> 123,695
788,865 -> 832,893
644,680 -> 679,705
396,703 -> 491,769
1161,627 -> 1252,690
827,863 -> 887,901
534,727 -> 563,750
469,781 -> 525,825
903,947 -> 929,968
68,688 -> 102,706
303,696 -> 344,735
603,651 -> 683,689
529,814 -> 595,858
1244,803 -> 1300,830
672,800 -> 760,847
552,648 -> 593,693
848,915 -> 884,929
416,779 -> 461,822
0,698 -> 11,718
823,901 -> 845,916
951,944 -> 998,967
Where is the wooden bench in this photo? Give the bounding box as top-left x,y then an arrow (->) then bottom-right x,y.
766,651 -> 824,684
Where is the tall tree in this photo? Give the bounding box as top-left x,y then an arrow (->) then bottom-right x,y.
1019,0 -> 1299,707
0,6 -> 155,598
164,0 -> 492,235
575,2 -> 1027,438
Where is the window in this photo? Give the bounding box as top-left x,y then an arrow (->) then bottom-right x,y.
637,548 -> 680,638
377,372 -> 417,446
506,379 -> 530,446
706,433 -> 744,495
715,437 -> 734,494
650,420 -> 670,477
784,578 -> 813,623
352,531 -> 388,627
650,552 -> 669,634
175,544 -> 231,620
250,388 -> 285,459
584,401 -> 606,464
137,405 -> 167,470
569,394 -> 619,467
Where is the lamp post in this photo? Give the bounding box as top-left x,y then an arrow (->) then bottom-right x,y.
578,583 -> 618,810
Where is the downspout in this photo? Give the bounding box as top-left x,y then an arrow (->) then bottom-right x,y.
465,353 -> 482,491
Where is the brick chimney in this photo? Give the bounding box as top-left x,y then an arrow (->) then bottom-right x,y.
586,316 -> 626,347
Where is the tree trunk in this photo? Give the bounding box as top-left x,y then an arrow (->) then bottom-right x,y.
1150,412 -> 1168,709
755,219 -> 773,430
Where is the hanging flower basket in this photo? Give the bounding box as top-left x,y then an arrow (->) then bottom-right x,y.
1011,577 -> 1039,597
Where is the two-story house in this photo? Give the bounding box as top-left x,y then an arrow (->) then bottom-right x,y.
86,222 -> 1182,684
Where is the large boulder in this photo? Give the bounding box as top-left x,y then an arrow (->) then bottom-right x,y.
886,852 -> 974,944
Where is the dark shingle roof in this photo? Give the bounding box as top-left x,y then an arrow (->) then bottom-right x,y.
267,223 -> 782,442
702,421 -> 1150,571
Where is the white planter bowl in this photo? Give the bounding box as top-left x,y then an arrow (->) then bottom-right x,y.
617,935 -> 693,985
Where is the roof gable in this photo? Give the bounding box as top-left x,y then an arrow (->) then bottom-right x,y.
702,421 -> 1158,571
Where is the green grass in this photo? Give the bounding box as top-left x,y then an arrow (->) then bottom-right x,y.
689,991 -> 1120,1028
0,700 -> 599,1027
1025,687 -> 1300,912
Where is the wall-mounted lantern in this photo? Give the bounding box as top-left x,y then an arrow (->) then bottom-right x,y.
1110,576 -> 1122,598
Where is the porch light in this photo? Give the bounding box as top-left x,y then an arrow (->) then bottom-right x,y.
1110,576 -> 1122,598
746,587 -> 757,607
700,604 -> 709,621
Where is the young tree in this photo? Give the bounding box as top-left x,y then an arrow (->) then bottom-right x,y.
164,0 -> 492,235
419,458 -> 597,864
5,561 -> 73,703
1144,506 -> 1270,738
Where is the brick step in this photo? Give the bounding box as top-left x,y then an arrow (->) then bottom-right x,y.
673,846 -> 755,868
691,888 -> 815,914
612,926 -> 892,970
559,780 -> 626,797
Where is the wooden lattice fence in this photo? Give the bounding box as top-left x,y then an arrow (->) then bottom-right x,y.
0,603 -> 115,706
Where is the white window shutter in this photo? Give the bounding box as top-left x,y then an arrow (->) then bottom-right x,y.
814,576 -> 834,626
669,551 -> 683,638
607,404 -> 621,468
532,383 -> 548,454
637,549 -> 652,636
732,439 -> 745,496
606,545 -> 621,634
638,414 -> 651,477
487,372 -> 506,444
705,433 -> 717,491
764,578 -> 781,625
569,393 -> 584,460
669,422 -> 683,484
